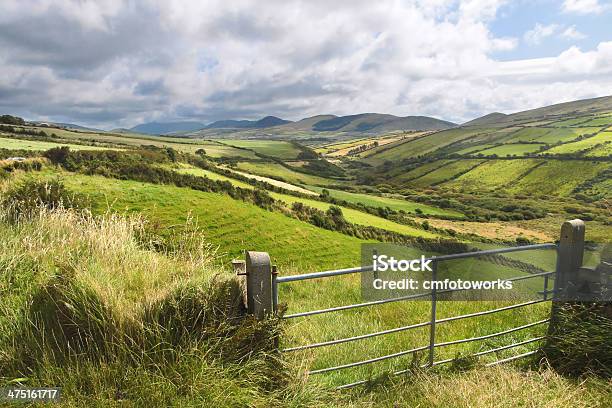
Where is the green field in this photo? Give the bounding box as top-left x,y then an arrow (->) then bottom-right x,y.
391,160 -> 454,182
444,159 -> 542,191
475,143 -> 544,157
579,115 -> 612,127
306,186 -> 463,217
363,128 -> 488,165
268,191 -> 439,238
0,136 -> 114,151
7,126 -> 259,159
454,144 -> 494,155
546,132 -> 612,155
403,160 -> 484,187
548,117 -> 593,127
506,161 -> 611,196
3,176 -> 603,406
235,161 -> 338,186
219,140 -> 303,159
503,127 -> 601,144
26,171 -> 365,269
586,134 -> 612,157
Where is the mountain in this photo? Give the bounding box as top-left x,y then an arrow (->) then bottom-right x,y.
30,121 -> 102,132
310,113 -> 455,132
358,94 -> 612,167
206,116 -> 291,129
280,115 -> 338,131
464,95 -> 612,127
462,112 -> 508,127
130,121 -> 206,135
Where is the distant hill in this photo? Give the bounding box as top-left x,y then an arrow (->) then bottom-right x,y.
311,113 -> 455,132
30,121 -> 102,132
205,116 -> 291,129
358,94 -> 612,167
465,95 -> 612,127
462,112 -> 508,127
130,121 -> 206,135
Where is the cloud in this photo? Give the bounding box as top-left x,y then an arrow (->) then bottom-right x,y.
562,0 -> 606,14
561,25 -> 587,40
524,23 -> 587,46
524,23 -> 560,45
0,0 -> 609,128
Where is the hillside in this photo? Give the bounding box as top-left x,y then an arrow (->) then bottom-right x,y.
186,113 -> 455,140
130,121 -> 206,135
205,116 -> 292,129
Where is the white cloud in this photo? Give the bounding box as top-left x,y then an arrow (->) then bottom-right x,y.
524,23 -> 560,45
0,0 -> 609,127
562,0 -> 605,14
524,23 -> 588,46
561,25 -> 587,40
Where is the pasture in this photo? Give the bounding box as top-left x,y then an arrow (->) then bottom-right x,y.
219,140 -> 304,160
506,161 -> 611,197
0,136 -> 113,151
444,160 -> 542,191
546,132 -> 612,155
474,143 -> 545,157
24,171 -> 365,269
306,186 -> 463,218
403,160 -> 484,187
235,161 -> 338,186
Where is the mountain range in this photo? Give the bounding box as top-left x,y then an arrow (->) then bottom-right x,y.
127,113 -> 456,136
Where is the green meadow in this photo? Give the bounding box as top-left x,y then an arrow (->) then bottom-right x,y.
0,136 -> 114,151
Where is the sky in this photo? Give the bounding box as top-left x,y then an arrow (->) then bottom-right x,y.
0,0 -> 611,129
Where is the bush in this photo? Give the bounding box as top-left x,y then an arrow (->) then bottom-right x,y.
543,303 -> 612,377
1,179 -> 83,221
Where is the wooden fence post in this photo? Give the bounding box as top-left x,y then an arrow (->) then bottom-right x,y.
549,219 -> 585,334
245,251 -> 273,319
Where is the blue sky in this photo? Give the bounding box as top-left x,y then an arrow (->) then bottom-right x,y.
0,0 -> 611,128
490,0 -> 612,60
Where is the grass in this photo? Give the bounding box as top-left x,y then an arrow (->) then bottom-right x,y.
1,173 -> 609,406
475,143 -> 545,157
8,126 -> 259,159
586,134 -> 612,157
404,160 -> 484,188
444,160 -> 542,191
579,115 -> 612,127
363,128 -> 489,165
235,161 -> 338,186
219,140 -> 303,160
391,160 -> 454,182
506,161 -> 611,197
267,191 -> 440,238
0,136 -> 114,151
306,186 -> 463,218
546,132 -> 612,155
26,170 -> 365,270
173,163 -> 317,195
0,198 -> 610,407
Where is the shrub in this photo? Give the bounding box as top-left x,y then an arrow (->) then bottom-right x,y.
1,179 -> 83,221
543,303 -> 612,377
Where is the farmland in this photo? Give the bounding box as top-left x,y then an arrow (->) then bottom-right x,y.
0,95 -> 611,406
445,160 -> 542,191
20,170 -> 365,269
400,160 -> 484,187
234,161 -> 340,186
306,186 -> 463,217
0,136 -> 114,151
474,143 -> 544,157
218,139 -> 304,159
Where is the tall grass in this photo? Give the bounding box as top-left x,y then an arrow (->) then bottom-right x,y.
0,178 -> 609,406
0,199 -> 323,406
